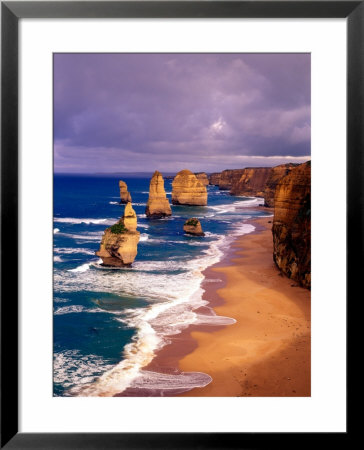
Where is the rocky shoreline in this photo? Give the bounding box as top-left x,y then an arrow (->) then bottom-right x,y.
97,161 -> 311,288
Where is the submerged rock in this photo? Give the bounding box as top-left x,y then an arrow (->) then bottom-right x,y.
119,180 -> 132,204
96,202 -> 140,266
183,218 -> 205,236
145,171 -> 172,218
172,169 -> 207,206
272,161 -> 311,288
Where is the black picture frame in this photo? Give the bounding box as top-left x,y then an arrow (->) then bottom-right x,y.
1,1 -> 358,448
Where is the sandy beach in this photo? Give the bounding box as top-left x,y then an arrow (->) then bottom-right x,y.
177,216 -> 311,397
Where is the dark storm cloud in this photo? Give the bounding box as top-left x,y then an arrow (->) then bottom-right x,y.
54,53 -> 310,173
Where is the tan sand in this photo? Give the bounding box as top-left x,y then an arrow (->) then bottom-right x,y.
179,217 -> 311,397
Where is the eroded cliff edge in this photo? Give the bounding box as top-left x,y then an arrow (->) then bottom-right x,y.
230,167 -> 272,197
272,161 -> 311,289
263,163 -> 298,207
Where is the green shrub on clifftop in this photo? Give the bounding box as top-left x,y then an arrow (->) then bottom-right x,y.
185,218 -> 199,227
110,222 -> 127,234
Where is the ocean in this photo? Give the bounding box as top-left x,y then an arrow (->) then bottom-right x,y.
53,174 -> 269,396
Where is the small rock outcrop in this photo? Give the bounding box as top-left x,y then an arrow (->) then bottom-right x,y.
263,163 -> 298,207
183,218 -> 205,236
194,172 -> 209,186
230,167 -> 272,197
96,202 -> 140,267
119,180 -> 132,204
145,171 -> 172,218
209,173 -> 221,186
272,161 -> 311,289
172,170 -> 207,206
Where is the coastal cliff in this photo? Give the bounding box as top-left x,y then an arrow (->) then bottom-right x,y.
230,167 -> 272,197
263,164 -> 298,207
183,218 -> 205,236
145,171 -> 172,218
194,172 -> 209,186
218,169 -> 246,190
172,170 -> 207,206
209,173 -> 221,186
96,202 -> 140,266
272,161 -> 311,288
119,180 -> 132,204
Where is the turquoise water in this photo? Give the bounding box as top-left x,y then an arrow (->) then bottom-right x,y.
53,175 -> 269,396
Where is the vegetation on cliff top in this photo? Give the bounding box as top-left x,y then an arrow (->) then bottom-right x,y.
185,218 -> 199,227
109,222 -> 128,234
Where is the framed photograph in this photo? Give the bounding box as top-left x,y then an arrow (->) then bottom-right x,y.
2,1 -> 358,447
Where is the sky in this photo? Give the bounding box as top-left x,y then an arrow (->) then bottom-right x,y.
54,53 -> 310,174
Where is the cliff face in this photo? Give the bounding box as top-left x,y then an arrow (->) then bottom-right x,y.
172,170 -> 208,206
218,169 -> 246,190
96,202 -> 140,266
230,167 -> 272,197
145,171 -> 172,218
194,172 -> 209,186
263,164 -> 298,207
183,218 -> 205,236
272,161 -> 311,289
119,180 -> 132,204
209,173 -> 221,186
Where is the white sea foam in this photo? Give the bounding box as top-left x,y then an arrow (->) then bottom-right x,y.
67,259 -> 102,273
109,201 -> 119,205
139,234 -> 149,242
209,197 -> 264,215
195,313 -> 236,326
68,263 -> 92,273
58,231 -> 103,241
54,217 -> 115,225
54,305 -> 111,315
54,350 -> 114,393
55,197 -> 260,396
54,247 -> 95,256
128,370 -> 212,394
54,228 -> 60,234
137,223 -> 149,229
54,256 -> 63,262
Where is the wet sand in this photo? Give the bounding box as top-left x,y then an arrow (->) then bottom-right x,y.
119,216 -> 310,397
179,217 -> 311,396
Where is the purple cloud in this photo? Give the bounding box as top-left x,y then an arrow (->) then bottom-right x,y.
54,53 -> 310,173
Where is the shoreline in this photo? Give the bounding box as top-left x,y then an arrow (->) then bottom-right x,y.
179,216 -> 311,397
118,213 -> 310,397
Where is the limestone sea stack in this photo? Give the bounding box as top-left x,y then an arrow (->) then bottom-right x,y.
194,172 -> 209,186
96,202 -> 140,267
272,161 -> 311,288
119,180 -> 132,204
172,170 -> 207,206
183,218 -> 205,236
145,171 -> 172,218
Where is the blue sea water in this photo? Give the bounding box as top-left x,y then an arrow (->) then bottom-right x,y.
53,174 -> 270,396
